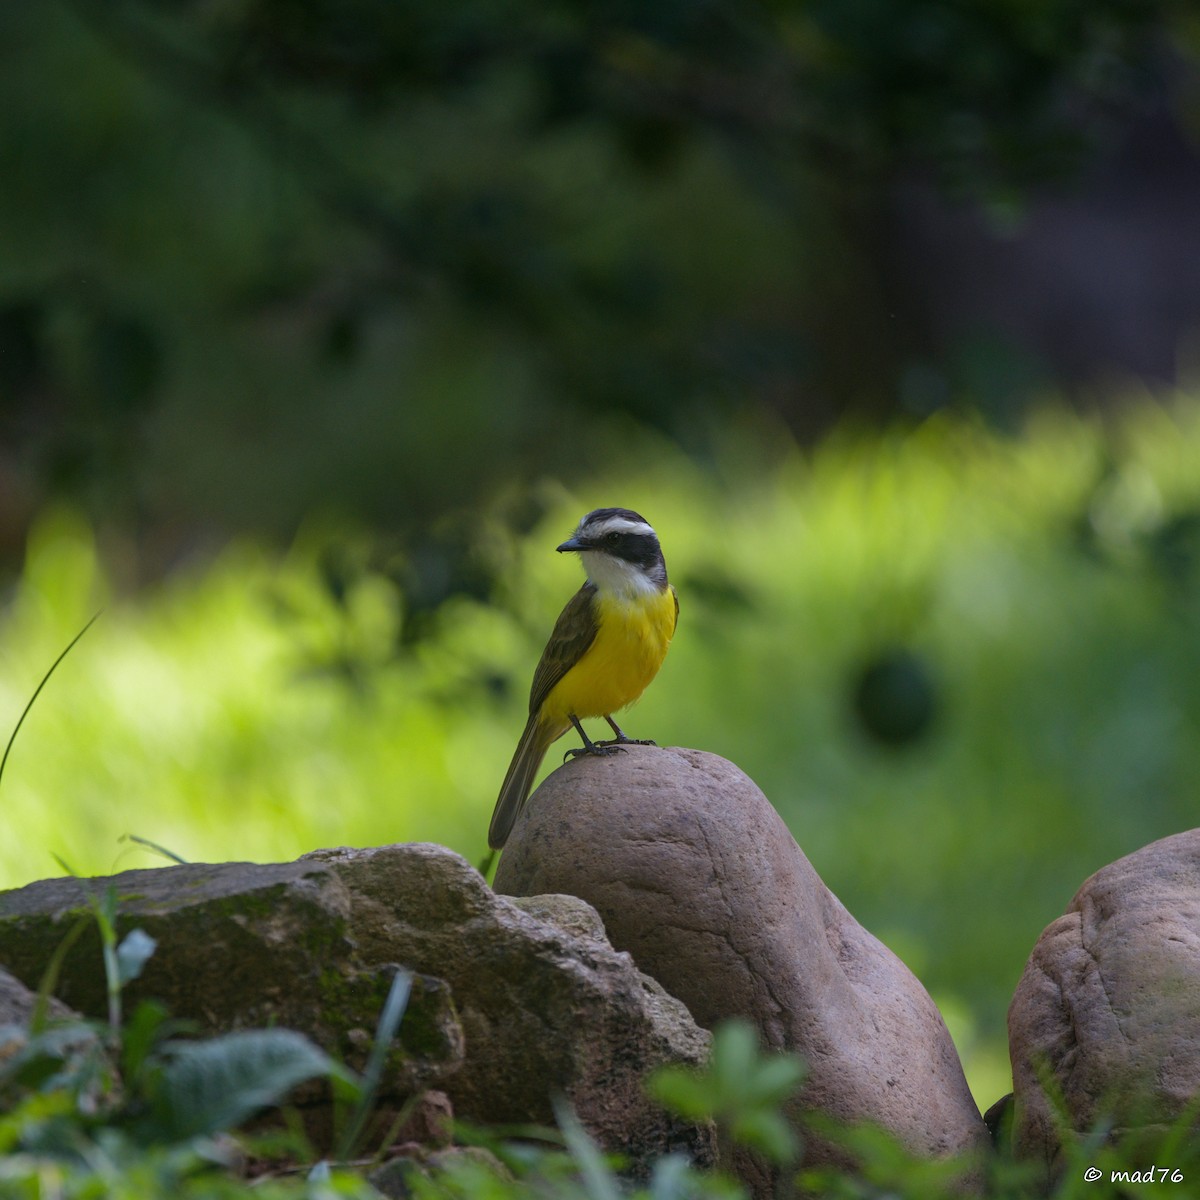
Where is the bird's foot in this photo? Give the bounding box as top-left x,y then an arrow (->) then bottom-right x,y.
599,717 -> 656,747
563,743 -> 626,762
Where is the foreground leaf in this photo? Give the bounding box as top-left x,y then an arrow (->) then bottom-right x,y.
144,1028 -> 351,1142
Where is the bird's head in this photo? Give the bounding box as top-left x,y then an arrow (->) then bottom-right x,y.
557,508 -> 668,595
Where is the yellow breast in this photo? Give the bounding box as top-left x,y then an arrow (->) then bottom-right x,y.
543,585 -> 677,724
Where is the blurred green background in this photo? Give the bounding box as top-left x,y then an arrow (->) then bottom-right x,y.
3,1 -> 1200,1112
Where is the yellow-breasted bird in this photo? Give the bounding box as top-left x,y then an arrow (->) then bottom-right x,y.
488,507 -> 678,849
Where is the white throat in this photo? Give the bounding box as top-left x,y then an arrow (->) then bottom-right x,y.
579,550 -> 661,599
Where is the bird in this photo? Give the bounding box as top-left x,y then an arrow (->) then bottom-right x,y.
488,507 -> 678,850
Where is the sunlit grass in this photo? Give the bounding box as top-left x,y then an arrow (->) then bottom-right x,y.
2,398 -> 1200,1114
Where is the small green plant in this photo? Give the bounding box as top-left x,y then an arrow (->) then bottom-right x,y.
0,983 -> 375,1196
411,1019 -> 1200,1200
999,1062 -> 1200,1200
648,1019 -> 806,1169
326,966 -> 415,1168
796,1120 -> 985,1200
407,1021 -> 808,1200
0,888 -> 386,1197
407,1110 -> 743,1200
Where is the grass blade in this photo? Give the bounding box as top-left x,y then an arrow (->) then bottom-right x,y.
552,1095 -> 622,1200
122,833 -> 189,865
0,611 -> 101,794
336,967 -> 412,1160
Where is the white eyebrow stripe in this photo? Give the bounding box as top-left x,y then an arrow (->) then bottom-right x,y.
584,515 -> 655,538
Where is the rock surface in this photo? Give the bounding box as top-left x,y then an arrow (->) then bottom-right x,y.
494,745 -> 989,1183
0,964 -> 76,1027
0,965 -> 91,1091
1008,828 -> 1200,1178
0,843 -> 714,1171
0,853 -> 462,1101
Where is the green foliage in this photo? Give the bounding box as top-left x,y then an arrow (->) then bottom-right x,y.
648,1020 -> 805,1166
1047,1116 -> 1200,1200
403,1019 -> 1200,1200
0,902 -> 375,1198
139,1028 -> 350,1144
798,1120 -> 987,1199
406,1111 -> 742,1200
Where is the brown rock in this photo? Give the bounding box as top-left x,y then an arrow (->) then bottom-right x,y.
1008,828 -> 1200,1179
394,1088 -> 454,1149
0,843 -> 713,1172
508,893 -> 609,943
494,745 -> 988,1184
310,843 -> 715,1169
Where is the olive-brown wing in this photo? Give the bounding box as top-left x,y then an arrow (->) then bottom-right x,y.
527,583 -> 599,715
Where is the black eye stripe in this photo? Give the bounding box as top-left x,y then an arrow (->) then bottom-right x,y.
595,530 -> 660,566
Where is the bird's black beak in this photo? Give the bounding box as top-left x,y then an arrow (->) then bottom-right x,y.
556,535 -> 587,553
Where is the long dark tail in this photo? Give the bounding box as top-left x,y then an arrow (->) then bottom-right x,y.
489,713 -> 558,849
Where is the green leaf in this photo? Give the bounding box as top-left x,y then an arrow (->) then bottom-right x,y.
746,1055 -> 807,1103
645,1065 -> 716,1120
646,1020 -> 806,1168
119,999 -> 189,1089
145,1028 -> 349,1143
709,1019 -> 759,1096
730,1109 -> 799,1163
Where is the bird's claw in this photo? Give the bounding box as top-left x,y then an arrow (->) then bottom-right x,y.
563,744 -> 627,762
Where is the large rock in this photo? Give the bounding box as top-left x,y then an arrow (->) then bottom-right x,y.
1008,829 -> 1200,1178
494,745 -> 989,1186
0,843 -> 714,1170
0,853 -> 461,1101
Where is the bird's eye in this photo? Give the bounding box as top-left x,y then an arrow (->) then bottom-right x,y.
605,531 -> 621,545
